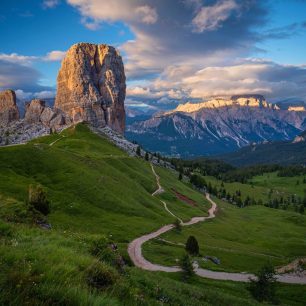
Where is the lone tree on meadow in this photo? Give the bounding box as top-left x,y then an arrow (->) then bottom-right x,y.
28,184 -> 50,216
185,236 -> 199,255
180,254 -> 194,281
248,263 -> 278,303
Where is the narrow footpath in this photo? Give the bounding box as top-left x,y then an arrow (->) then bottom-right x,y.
128,164 -> 306,284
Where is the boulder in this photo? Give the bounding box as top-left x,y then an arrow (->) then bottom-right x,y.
0,89 -> 19,125
55,43 -> 126,134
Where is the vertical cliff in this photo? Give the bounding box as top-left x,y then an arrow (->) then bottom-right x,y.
0,89 -> 19,125
55,43 -> 126,134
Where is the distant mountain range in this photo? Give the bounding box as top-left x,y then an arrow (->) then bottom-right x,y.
219,130 -> 306,167
125,95 -> 306,157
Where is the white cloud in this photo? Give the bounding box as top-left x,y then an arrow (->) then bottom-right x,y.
0,50 -> 66,65
135,5 -> 158,24
34,90 -> 56,99
67,0 -> 268,82
15,89 -> 33,100
192,0 -> 239,32
127,86 -> 163,99
67,0 -> 158,25
15,89 -> 55,100
0,53 -> 37,65
125,98 -> 157,109
43,50 -> 66,61
43,0 -> 60,9
126,59 -> 306,104
181,60 -> 306,99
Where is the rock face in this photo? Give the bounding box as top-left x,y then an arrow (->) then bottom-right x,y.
25,99 -> 68,130
55,43 -> 126,134
126,95 -> 306,157
25,99 -> 46,124
166,95 -> 279,115
0,90 -> 19,125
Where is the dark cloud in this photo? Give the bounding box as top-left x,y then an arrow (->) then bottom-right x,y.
69,0 -> 269,79
0,60 -> 52,92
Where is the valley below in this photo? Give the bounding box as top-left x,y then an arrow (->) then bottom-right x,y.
0,124 -> 305,305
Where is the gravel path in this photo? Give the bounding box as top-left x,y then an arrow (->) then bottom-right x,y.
128,165 -> 306,284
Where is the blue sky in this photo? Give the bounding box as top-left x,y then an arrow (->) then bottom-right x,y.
0,0 -> 306,107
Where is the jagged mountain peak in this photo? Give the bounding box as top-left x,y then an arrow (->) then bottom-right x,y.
165,95 -> 282,115
126,96 -> 306,157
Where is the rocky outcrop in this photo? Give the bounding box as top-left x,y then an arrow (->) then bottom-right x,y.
55,43 -> 126,134
25,99 -> 69,130
0,90 -> 19,125
25,99 -> 46,124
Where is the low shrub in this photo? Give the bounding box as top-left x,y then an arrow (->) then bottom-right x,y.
28,185 -> 50,216
89,236 -> 109,256
86,260 -> 119,289
0,221 -> 13,237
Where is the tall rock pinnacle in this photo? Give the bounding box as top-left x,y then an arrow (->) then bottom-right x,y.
55,43 -> 126,134
0,89 -> 19,125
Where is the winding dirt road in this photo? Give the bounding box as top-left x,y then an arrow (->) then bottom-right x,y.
128,164 -> 306,284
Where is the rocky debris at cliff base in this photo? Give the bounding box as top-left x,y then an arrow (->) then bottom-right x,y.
0,121 -> 50,146
90,126 -> 138,156
91,126 -> 174,171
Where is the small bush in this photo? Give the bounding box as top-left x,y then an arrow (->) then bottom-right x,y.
174,219 -> 182,232
90,236 -> 109,256
185,236 -> 199,255
86,260 -> 119,289
90,237 -> 125,271
28,185 -> 50,216
0,221 -> 13,237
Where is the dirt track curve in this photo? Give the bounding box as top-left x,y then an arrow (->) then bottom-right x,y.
128,164 -> 306,284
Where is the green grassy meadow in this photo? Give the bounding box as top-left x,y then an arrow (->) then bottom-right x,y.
143,198 -> 306,273
0,124 -> 305,305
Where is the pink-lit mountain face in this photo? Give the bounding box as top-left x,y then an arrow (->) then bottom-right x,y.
126,95 -> 306,157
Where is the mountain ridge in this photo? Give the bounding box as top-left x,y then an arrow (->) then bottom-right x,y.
219,129 -> 306,166
126,95 -> 306,157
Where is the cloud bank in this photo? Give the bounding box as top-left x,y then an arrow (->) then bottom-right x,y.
67,0 -> 306,106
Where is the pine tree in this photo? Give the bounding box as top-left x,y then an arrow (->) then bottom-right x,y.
236,197 -> 243,208
185,236 -> 199,255
299,205 -> 304,214
145,152 -> 149,161
136,145 -> 141,156
180,254 -> 194,281
248,263 -> 277,303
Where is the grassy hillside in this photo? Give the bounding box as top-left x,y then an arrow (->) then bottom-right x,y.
0,124 -> 305,305
219,138 -> 306,167
202,172 -> 306,204
251,172 -> 306,198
